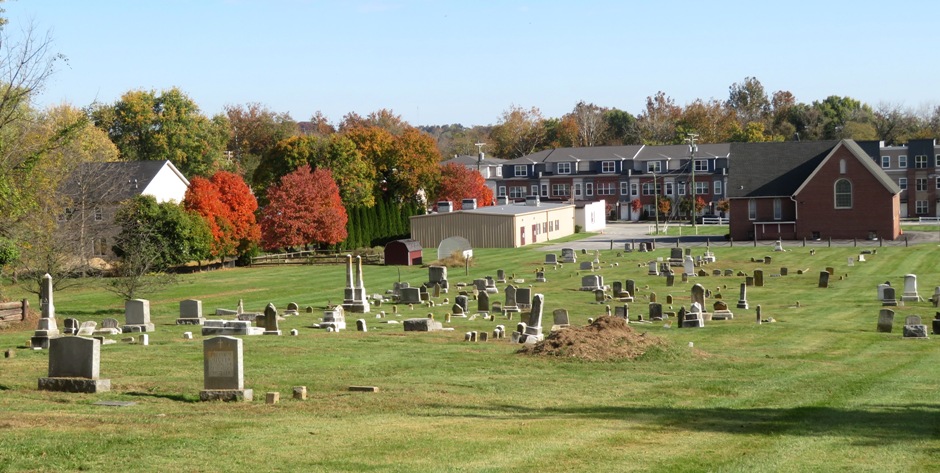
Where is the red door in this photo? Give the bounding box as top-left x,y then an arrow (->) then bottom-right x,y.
532,224 -> 538,243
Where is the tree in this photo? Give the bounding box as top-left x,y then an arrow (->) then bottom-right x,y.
184,171 -> 260,263
225,102 -> 298,179
727,76 -> 770,125
343,124 -> 441,204
260,165 -> 347,250
435,163 -> 494,209
678,99 -> 738,143
490,105 -> 548,158
92,87 -> 229,177
570,101 -> 608,147
604,109 -> 640,145
637,92 -> 682,145
109,195 -> 212,300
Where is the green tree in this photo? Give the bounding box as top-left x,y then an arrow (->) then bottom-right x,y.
225,102 -> 298,180
604,109 -> 640,145
92,87 -> 229,177
727,76 -> 770,125
490,105 -> 548,158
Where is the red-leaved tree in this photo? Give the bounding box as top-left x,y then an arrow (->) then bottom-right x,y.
184,171 -> 260,262
435,163 -> 494,209
260,165 -> 347,250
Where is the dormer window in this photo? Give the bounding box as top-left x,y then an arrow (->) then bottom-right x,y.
556,162 -> 572,174
601,161 -> 616,173
514,165 -> 527,177
647,161 -> 661,173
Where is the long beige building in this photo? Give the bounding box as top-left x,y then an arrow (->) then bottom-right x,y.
410,200 -> 576,248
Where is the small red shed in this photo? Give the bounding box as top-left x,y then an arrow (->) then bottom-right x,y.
384,239 -> 423,266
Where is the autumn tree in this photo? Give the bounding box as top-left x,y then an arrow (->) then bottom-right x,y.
184,171 -> 260,264
637,92 -> 682,145
727,76 -> 770,126
435,163 -> 494,209
544,116 -> 578,148
92,87 -> 229,177
490,105 -> 549,158
260,165 -> 347,250
678,99 -> 738,143
570,101 -> 608,147
225,102 -> 298,179
343,123 -> 441,204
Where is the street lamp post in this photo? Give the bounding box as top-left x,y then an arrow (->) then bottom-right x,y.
653,171 -> 659,235
687,133 -> 699,235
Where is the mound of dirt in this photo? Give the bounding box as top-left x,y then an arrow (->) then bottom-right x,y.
518,316 -> 667,361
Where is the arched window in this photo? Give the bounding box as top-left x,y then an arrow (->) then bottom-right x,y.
834,179 -> 852,209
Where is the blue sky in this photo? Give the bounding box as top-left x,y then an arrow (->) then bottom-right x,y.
5,0 -> 939,126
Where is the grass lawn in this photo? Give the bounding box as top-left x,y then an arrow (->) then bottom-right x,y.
1,239 -> 939,472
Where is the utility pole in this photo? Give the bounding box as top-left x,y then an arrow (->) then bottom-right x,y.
653,170 -> 659,235
687,133 -> 699,236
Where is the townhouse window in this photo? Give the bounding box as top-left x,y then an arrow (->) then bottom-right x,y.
530,185 -> 539,196
601,161 -> 616,173
552,184 -> 569,197
642,182 -> 662,196
93,238 -> 108,256
678,183 -> 686,196
694,159 -> 707,172
597,183 -> 615,195
899,155 -> 908,168
646,161 -> 661,173
916,200 -> 929,215
498,186 -> 506,197
574,183 -> 582,197
695,181 -> 709,195
630,183 -> 638,196
514,165 -> 527,177
540,184 -> 548,197
509,187 -> 526,198
557,162 -> 571,174
915,155 -> 928,168
643,204 -> 655,216
713,180 -> 722,196
773,198 -> 782,220
620,182 -> 629,195
748,199 -> 756,220
881,156 -> 890,168
496,167 -> 502,177
916,178 -> 928,191
834,179 -> 852,209
899,178 -> 907,190
585,183 -> 593,196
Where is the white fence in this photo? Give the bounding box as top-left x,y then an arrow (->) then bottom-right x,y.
701,217 -> 729,225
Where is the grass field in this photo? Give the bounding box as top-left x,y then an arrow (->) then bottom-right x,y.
1,238 -> 939,472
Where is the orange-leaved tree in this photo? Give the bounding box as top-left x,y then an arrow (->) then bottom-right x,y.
435,163 -> 494,209
259,165 -> 347,250
184,171 -> 260,263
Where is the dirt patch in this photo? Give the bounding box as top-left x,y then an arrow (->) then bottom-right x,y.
517,316 -> 668,361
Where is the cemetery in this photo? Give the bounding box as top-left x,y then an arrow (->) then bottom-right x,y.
1,238 -> 939,471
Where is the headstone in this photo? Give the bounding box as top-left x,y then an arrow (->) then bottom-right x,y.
455,295 -> 469,313
63,318 -> 79,335
613,281 -> 623,296
561,248 -> 577,263
818,271 -> 829,288
876,309 -> 894,333
31,273 -> 60,349
319,306 -> 347,330
780,267 -> 788,276
901,274 -> 920,302
736,283 -> 749,309
882,287 -> 898,307
594,289 -> 606,302
123,299 -> 155,333
753,269 -> 764,287
177,299 -> 206,325
403,318 -> 443,332
847,257 -> 855,267
545,254 -> 558,265
648,261 -> 659,276
356,319 -> 368,332
203,319 -> 264,336
38,336 -> 110,393
649,292 -> 657,303
200,336 -> 252,401
902,315 -> 928,338
285,302 -> 299,315
293,386 -> 308,400
262,303 -> 281,335
745,276 -> 754,287
552,309 -> 570,328
512,293 -> 545,344
516,287 -> 532,309
666,294 -> 673,305
614,305 -> 629,319
625,280 -> 636,298
683,256 -> 695,276
96,318 -> 119,334
77,321 -> 97,337
933,313 -> 940,335
478,292 -> 490,313
496,269 -> 507,283
724,269 -> 733,276
579,261 -> 594,271
666,274 -> 675,287
342,255 -> 371,313
503,285 -> 520,313
484,276 -> 499,294
691,284 -> 705,309
400,287 -> 421,304
648,302 -> 663,320
826,267 -> 835,275
712,300 -> 733,320
773,240 -> 784,251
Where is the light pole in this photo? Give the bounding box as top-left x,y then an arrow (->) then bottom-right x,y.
687,133 -> 699,235
653,170 -> 659,235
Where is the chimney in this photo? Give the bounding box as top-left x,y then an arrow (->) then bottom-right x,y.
497,196 -> 509,205
462,198 -> 477,210
525,196 -> 540,207
437,201 -> 453,213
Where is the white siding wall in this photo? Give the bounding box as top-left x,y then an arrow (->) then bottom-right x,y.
142,162 -> 189,203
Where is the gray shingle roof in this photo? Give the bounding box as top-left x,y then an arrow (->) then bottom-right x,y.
61,160 -> 179,202
727,141 -> 840,198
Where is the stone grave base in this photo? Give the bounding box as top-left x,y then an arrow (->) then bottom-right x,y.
93,328 -> 122,335
511,331 -> 544,344
30,336 -> 53,349
711,310 -> 734,320
39,377 -> 111,393
403,319 -> 443,332
176,318 -> 206,325
122,323 -> 155,333
681,319 -> 705,328
202,320 -> 264,336
902,325 -> 929,338
200,389 -> 253,402
341,303 -> 370,313
263,330 -> 282,336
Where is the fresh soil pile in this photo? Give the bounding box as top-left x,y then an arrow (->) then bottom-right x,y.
518,316 -> 667,361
